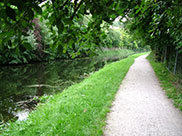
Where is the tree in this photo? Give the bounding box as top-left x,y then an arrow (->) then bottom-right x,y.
1,0 -> 182,72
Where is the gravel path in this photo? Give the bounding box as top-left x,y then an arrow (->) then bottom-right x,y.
104,55 -> 182,136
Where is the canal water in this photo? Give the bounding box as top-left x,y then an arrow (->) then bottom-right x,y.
0,57 -> 122,123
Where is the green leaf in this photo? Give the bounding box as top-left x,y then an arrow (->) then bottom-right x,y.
21,20 -> 28,28
9,60 -> 19,64
23,43 -> 33,50
22,57 -> 27,63
63,18 -> 73,25
15,47 -> 20,55
52,42 -> 59,51
58,44 -> 63,54
6,6 -> 16,21
57,20 -> 64,33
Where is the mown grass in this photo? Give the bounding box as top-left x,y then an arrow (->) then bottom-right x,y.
2,53 -> 145,136
147,53 -> 182,111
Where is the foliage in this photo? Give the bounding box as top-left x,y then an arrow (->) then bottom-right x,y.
124,0 -> 182,72
102,26 -> 143,49
1,0 -> 181,70
147,52 -> 182,111
1,53 -> 145,136
0,29 -> 37,64
0,0 -> 134,64
105,28 -> 122,47
119,29 -> 138,49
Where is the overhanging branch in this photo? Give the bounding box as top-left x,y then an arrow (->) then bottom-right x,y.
70,0 -> 84,20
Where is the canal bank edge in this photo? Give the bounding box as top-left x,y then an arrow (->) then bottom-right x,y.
2,53 -> 146,136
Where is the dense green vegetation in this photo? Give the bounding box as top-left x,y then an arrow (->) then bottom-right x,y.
0,0 -> 151,65
104,28 -> 145,50
1,53 -> 145,135
1,0 -> 181,70
125,0 -> 182,74
147,53 -> 182,110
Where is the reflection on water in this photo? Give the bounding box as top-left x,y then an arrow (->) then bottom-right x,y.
0,56 -> 125,122
15,110 -> 29,121
0,57 -> 119,123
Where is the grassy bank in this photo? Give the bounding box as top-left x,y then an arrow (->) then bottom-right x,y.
147,53 -> 182,110
2,53 -> 145,136
96,48 -> 134,60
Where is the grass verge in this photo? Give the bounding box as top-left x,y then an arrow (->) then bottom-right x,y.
96,48 -> 134,60
2,53 -> 145,136
147,53 -> 182,111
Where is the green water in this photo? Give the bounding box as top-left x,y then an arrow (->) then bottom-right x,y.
0,58 -> 118,123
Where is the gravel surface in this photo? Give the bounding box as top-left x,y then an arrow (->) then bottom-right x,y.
104,55 -> 182,136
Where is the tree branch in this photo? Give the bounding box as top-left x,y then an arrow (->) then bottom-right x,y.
70,0 -> 84,20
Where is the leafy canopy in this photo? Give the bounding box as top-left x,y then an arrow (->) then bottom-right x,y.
0,0 -> 182,63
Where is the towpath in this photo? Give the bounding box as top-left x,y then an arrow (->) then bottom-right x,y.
104,55 -> 182,136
